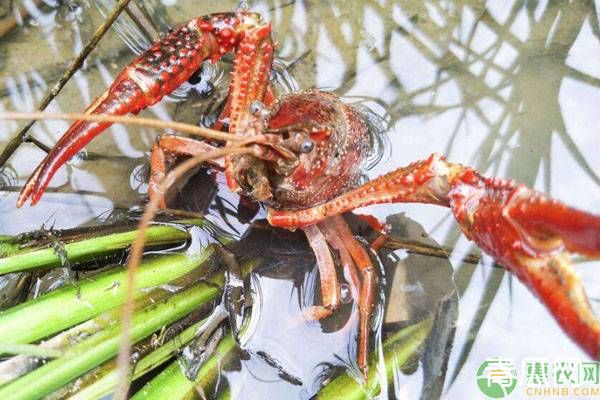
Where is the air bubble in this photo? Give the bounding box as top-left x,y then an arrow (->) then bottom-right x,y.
340,284 -> 353,303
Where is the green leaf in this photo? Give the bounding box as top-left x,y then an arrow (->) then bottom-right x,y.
0,224 -> 190,275
0,250 -> 213,345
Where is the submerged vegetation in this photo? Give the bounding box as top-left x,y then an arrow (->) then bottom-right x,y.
0,218 -> 437,398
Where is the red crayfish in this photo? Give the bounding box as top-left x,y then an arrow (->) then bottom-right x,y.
14,11 -> 600,378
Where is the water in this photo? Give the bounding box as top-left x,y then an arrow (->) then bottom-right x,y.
1,1 -> 600,398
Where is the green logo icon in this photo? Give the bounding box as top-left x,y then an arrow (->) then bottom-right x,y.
477,357 -> 518,398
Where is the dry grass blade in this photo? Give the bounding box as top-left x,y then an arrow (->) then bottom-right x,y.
112,145 -> 254,400
0,112 -> 241,142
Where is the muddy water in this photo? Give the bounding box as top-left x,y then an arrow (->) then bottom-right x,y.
1,1 -> 600,399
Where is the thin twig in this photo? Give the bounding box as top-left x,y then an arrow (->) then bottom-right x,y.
25,136 -> 52,153
0,0 -> 133,168
0,112 -> 242,142
113,146 -> 254,400
382,237 -> 483,265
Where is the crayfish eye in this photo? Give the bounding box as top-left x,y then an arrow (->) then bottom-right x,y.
249,101 -> 264,115
299,140 -> 315,153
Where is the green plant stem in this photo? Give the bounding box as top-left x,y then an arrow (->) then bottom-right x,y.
136,319 -> 432,400
131,335 -> 236,400
0,250 -> 212,345
0,312 -> 120,385
0,224 -> 190,275
130,258 -> 264,400
0,343 -> 63,358
316,318 -> 433,400
0,257 -> 259,399
0,275 -> 207,385
68,316 -> 207,400
0,272 -> 221,399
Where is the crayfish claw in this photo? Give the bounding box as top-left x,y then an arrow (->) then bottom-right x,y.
503,185 -> 600,258
520,252 -> 600,359
448,168 -> 600,359
18,11 -> 267,207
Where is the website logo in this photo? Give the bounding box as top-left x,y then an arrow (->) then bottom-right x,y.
476,357 -> 600,398
476,357 -> 518,398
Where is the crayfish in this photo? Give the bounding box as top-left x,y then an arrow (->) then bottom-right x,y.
12,11 -> 600,379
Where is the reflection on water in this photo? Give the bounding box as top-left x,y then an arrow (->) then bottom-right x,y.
229,227 -> 360,398
1,0 -> 600,398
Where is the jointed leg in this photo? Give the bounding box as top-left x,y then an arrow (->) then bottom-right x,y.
328,216 -> 376,376
317,219 -> 361,303
149,136 -> 222,208
302,225 -> 341,320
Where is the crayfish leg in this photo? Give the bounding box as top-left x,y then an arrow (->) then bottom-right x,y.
302,224 -> 342,320
148,135 -> 223,208
305,215 -> 377,380
326,216 -> 377,379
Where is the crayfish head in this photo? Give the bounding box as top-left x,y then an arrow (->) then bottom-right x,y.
256,90 -> 372,210
228,100 -> 308,203
228,91 -> 373,210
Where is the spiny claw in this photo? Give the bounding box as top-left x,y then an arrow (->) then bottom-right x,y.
17,11 -> 265,207
18,77 -> 144,207
449,168 -> 600,359
503,186 -> 600,258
